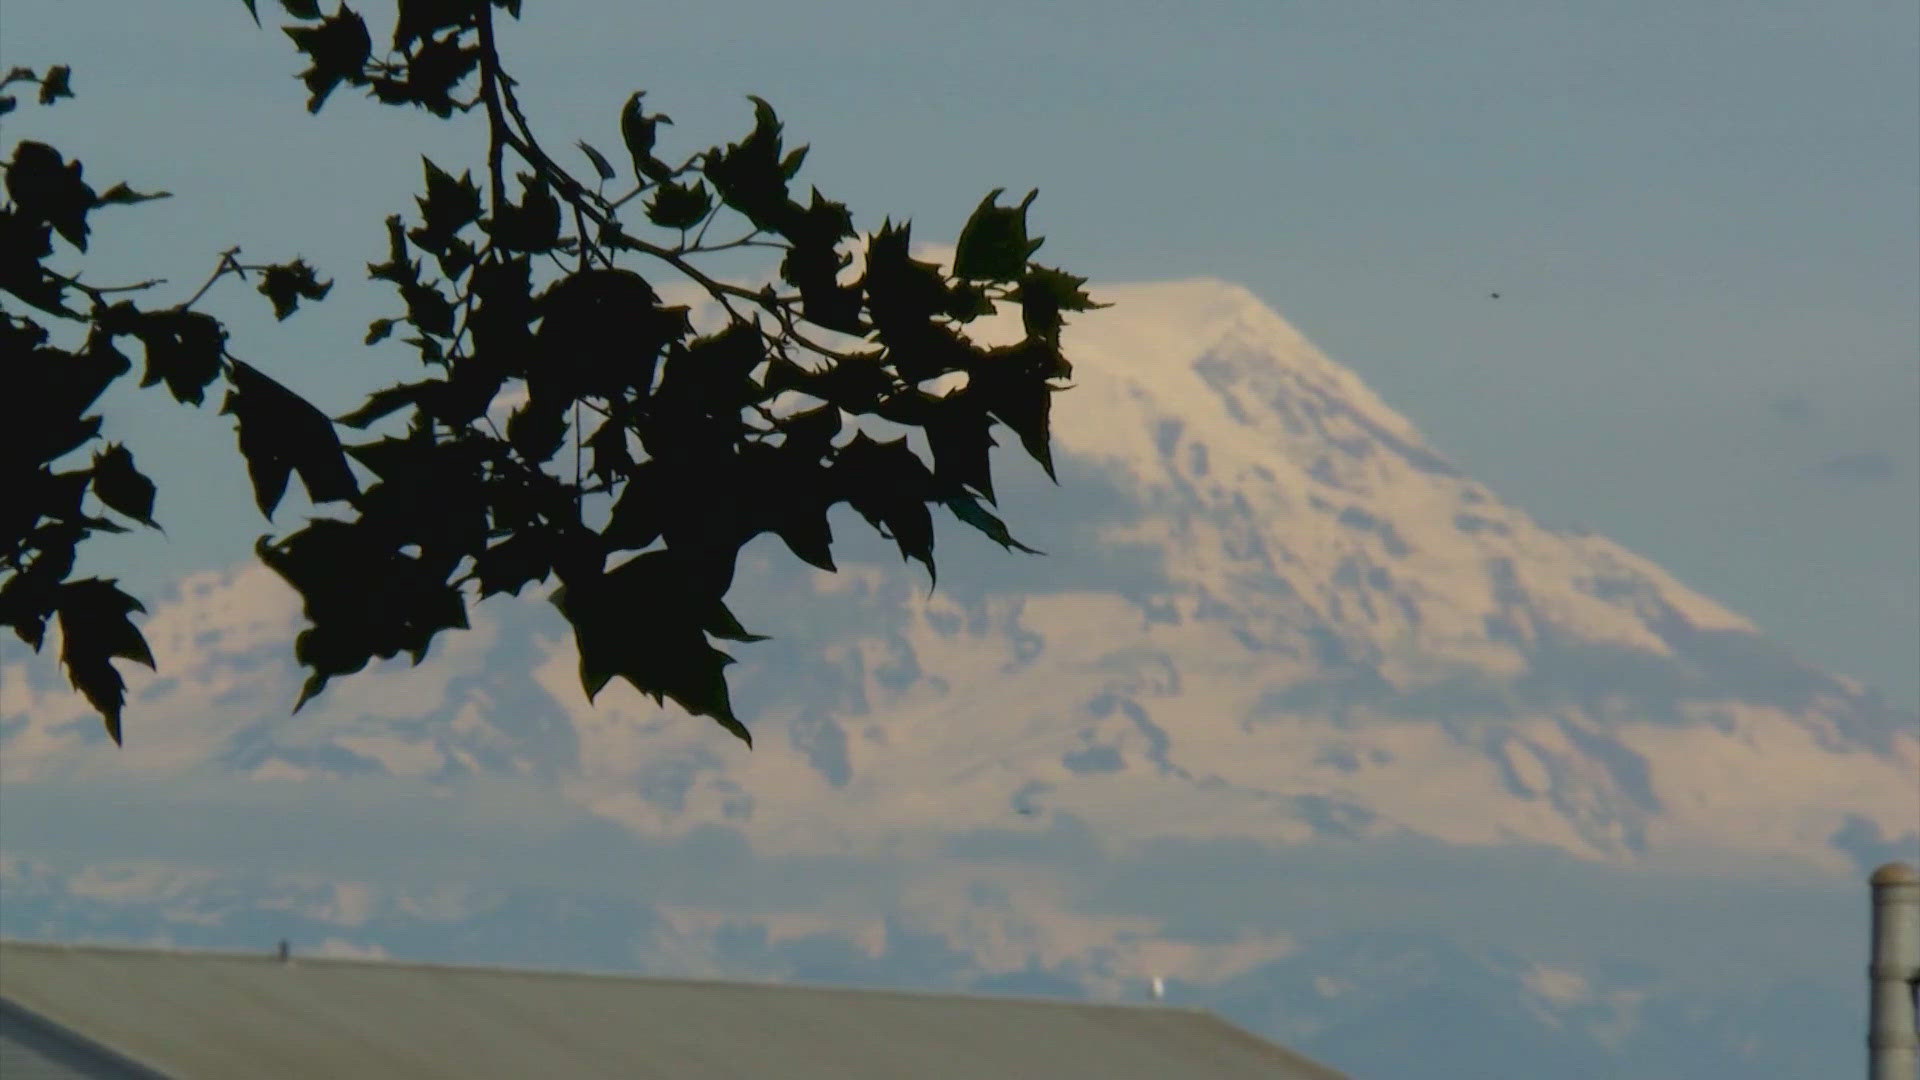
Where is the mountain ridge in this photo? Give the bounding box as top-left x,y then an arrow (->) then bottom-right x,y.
4,273 -> 1913,1079
3,274 -> 1909,872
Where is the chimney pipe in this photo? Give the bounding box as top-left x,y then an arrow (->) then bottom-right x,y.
1869,862 -> 1919,1080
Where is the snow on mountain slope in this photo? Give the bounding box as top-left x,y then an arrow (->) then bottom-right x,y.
2,276 -> 1913,873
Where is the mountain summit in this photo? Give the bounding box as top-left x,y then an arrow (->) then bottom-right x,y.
5,274 -> 1914,1080
7,275 -> 1908,872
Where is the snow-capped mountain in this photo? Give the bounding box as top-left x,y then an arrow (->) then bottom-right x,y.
3,274 -> 1914,1079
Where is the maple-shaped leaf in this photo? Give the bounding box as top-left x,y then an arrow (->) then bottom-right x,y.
284,6 -> 372,113
554,550 -> 752,744
644,180 -> 712,231
832,432 -> 937,580
256,258 -> 333,320
410,157 -> 483,254
920,395 -> 999,503
1016,263 -> 1107,344
257,521 -> 470,712
396,35 -> 483,118
972,362 -> 1060,481
222,359 -> 361,517
860,218 -> 950,332
55,578 -> 156,745
740,441 -> 839,572
703,95 -> 798,234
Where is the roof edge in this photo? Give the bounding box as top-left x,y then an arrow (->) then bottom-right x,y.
0,937 -> 1216,1018
1,994 -> 174,1080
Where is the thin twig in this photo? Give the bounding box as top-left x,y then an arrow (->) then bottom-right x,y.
174,247 -> 243,311
480,51 -> 871,366
47,272 -> 170,301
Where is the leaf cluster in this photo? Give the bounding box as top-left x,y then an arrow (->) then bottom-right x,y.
1,72 -> 342,742
6,2 -> 1105,748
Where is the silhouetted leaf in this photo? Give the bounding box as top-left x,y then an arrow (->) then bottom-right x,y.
533,267 -> 684,399
94,182 -> 173,206
38,66 -> 73,105
400,280 -> 456,337
861,218 -> 949,332
655,320 -> 765,421
704,95 -> 796,233
585,417 -> 633,484
471,530 -> 550,598
367,214 -> 418,286
946,493 -> 1041,554
115,307 -> 226,405
280,0 -> 324,18
1016,263 -> 1106,344
577,140 -> 616,182
258,521 -> 470,712
54,578 -> 154,745
779,191 -> 863,334
336,379 -> 434,428
411,157 -> 482,254
488,172 -> 560,252
706,601 -> 769,643
222,359 -> 361,517
832,432 -> 936,579
973,363 -> 1058,480
775,403 -> 840,460
644,180 -> 712,231
0,208 -> 68,314
747,444 -> 838,572
764,350 -> 895,416
372,32 -> 482,119
256,258 -> 333,320
619,91 -> 674,181
555,550 -> 751,743
365,317 -> 396,344
9,328 -> 130,467
505,397 -> 568,463
6,140 -> 95,250
922,397 -> 999,503
602,461 -> 664,551
284,6 -> 371,113
89,444 -> 158,529
953,187 -> 1042,283
392,0 -> 474,51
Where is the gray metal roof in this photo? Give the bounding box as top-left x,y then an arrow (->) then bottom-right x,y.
1,996 -> 169,1080
0,940 -> 1348,1080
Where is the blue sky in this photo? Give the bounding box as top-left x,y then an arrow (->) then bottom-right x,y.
4,0 -> 1916,706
